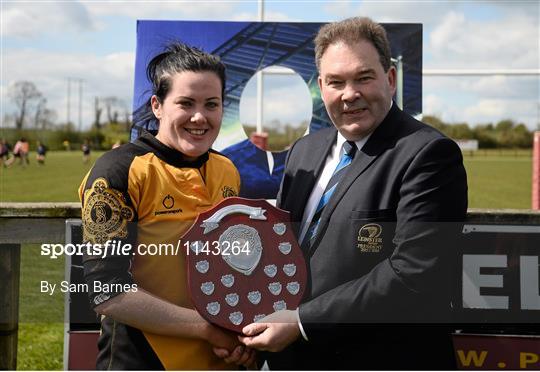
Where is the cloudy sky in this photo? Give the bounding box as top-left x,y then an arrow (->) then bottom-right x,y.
1,0 -> 539,132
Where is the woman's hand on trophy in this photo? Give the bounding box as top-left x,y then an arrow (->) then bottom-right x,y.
206,323 -> 257,367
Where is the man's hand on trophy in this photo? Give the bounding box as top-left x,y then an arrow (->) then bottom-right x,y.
205,323 -> 257,367
238,310 -> 300,352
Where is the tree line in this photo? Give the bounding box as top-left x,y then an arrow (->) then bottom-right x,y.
3,81 -> 130,150
423,115 -> 535,148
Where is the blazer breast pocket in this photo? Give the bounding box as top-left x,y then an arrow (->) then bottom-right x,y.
350,208 -> 395,221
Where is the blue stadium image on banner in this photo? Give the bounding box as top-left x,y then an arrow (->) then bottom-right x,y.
132,21 -> 422,199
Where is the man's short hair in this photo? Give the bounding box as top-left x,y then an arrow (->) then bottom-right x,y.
314,17 -> 392,72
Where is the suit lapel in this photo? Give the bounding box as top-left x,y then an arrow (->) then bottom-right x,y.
289,129 -> 336,223
312,130 -> 337,183
308,105 -> 402,254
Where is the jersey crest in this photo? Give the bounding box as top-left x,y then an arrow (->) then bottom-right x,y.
82,178 -> 135,244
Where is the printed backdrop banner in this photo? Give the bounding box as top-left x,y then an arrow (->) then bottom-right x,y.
132,20 -> 422,199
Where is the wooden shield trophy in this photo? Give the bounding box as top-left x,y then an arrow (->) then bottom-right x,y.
183,197 -> 307,332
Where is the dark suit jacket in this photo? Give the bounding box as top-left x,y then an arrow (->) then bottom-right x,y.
268,104 -> 468,370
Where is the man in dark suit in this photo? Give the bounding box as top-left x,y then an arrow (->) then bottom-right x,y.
239,17 -> 467,369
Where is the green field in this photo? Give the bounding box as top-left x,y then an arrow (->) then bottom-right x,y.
1,149 -> 535,370
0,149 -> 534,207
0,151 -> 104,202
463,152 -> 532,209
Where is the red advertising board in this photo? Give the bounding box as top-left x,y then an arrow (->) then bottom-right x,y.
453,333 -> 540,370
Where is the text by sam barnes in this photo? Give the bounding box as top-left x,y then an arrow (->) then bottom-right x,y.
40,280 -> 138,296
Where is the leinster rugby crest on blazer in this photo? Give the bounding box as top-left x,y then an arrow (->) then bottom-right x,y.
183,197 -> 307,332
357,223 -> 383,253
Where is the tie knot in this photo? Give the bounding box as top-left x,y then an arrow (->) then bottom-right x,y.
343,141 -> 357,157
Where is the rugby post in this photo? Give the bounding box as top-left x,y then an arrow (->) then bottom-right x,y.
533,132 -> 540,210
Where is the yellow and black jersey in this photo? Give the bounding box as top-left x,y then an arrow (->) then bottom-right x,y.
79,132 -> 240,370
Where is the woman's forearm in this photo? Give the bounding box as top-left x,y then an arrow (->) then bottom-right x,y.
94,288 -> 213,342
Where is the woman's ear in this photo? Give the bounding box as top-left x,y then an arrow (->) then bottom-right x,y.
151,95 -> 162,120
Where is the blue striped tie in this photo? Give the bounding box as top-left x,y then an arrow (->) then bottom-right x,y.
303,140 -> 357,249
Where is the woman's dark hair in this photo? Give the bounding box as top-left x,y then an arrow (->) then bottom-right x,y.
132,42 -> 226,136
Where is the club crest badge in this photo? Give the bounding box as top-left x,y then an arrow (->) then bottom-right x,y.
82,178 -> 134,245
357,223 -> 383,253
183,197 -> 307,332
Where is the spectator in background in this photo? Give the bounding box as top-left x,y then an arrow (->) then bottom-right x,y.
36,141 -> 47,165
7,138 -> 30,167
0,139 -> 10,167
81,139 -> 91,164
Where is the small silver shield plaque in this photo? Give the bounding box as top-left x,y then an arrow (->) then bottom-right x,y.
196,260 -> 209,274
283,263 -> 296,277
221,274 -> 235,288
268,282 -> 282,296
278,242 -> 292,255
225,293 -> 239,307
286,281 -> 300,295
201,281 -> 214,295
273,300 -> 287,311
264,264 -> 277,278
206,302 -> 220,316
247,291 -> 262,305
253,314 -> 266,322
273,223 -> 286,235
229,311 -> 243,325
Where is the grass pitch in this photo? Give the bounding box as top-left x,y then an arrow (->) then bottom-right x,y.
0,149 -> 533,208
464,153 -> 532,209
0,151 -> 103,203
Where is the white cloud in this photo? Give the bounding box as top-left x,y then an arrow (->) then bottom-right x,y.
2,49 -> 135,129
1,1 -> 96,37
463,99 -> 538,126
323,1 -> 455,25
85,1 -> 238,20
239,71 -> 312,128
424,94 -> 445,118
85,1 -> 294,22
323,2 -> 539,69
429,10 -> 539,68
461,76 -> 538,99
423,74 -> 539,128
231,10 -> 298,22
263,84 -> 313,126
323,1 -> 539,127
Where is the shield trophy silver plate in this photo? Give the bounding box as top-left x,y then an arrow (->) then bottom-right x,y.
183,197 -> 307,332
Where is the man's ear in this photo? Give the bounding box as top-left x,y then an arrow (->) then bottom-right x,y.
387,66 -> 397,96
317,75 -> 325,103
151,95 -> 162,120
